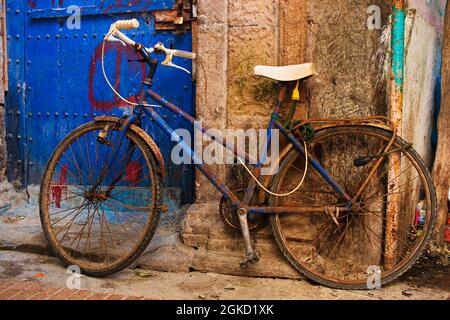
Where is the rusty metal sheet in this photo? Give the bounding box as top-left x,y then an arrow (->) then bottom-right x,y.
154,1 -> 193,31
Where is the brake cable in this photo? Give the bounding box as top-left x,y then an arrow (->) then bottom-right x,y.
101,31 -> 162,109
237,139 -> 309,197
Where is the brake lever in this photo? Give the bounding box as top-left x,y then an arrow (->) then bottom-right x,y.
164,61 -> 191,74
160,51 -> 191,74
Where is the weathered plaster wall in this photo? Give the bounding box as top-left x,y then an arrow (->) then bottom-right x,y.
306,0 -> 391,118
227,0 -> 279,121
403,11 -> 442,168
193,0 -> 228,203
403,1 -> 446,168
193,0 -> 309,204
408,0 -> 446,33
0,2 -> 16,214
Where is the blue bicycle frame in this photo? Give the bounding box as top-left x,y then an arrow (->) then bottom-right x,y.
117,47 -> 353,215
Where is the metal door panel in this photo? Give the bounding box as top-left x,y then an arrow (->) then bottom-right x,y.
6,0 -> 195,203
30,1 -> 176,18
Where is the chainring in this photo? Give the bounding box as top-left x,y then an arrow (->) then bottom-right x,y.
219,185 -> 268,232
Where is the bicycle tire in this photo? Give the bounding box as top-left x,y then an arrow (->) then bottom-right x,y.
270,125 -> 437,289
39,120 -> 162,277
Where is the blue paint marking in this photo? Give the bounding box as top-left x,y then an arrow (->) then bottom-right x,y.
432,56 -> 442,152
392,6 -> 406,87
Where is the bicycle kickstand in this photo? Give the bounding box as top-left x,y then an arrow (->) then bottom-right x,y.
237,208 -> 260,269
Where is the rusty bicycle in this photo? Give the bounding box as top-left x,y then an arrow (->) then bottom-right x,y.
39,19 -> 437,289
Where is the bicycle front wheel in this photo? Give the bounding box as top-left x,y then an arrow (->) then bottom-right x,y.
40,120 -> 162,277
270,126 -> 436,289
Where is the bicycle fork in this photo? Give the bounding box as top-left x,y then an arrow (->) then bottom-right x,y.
90,115 -> 137,194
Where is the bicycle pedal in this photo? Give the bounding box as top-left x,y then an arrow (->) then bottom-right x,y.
239,251 -> 260,269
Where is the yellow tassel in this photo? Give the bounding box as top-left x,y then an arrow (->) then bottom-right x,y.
292,80 -> 300,101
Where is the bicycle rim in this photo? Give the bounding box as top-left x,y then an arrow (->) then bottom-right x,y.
39,121 -> 161,276
270,126 -> 436,289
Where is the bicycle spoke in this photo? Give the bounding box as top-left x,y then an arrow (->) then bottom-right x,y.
51,201 -> 87,222
83,133 -> 95,185
272,127 -> 435,287
99,205 -> 119,259
55,202 -> 89,243
41,122 -> 160,275
100,203 -> 133,241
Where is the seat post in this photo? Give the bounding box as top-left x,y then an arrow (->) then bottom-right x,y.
277,82 -> 288,102
273,82 -> 289,114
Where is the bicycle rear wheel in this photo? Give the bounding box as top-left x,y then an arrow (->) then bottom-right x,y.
270,126 -> 436,289
40,120 -> 162,276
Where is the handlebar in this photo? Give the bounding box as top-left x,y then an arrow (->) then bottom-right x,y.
154,43 -> 197,60
106,19 -> 196,61
102,19 -> 195,106
113,18 -> 139,30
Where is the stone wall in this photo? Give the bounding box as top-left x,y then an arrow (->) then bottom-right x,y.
180,0 -> 395,278
306,0 -> 391,118
194,0 -> 310,204
193,0 -> 229,203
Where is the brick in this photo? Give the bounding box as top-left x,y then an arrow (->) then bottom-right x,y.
106,294 -> 126,300
0,280 -> 155,300
4,281 -> 35,291
0,289 -> 20,300
65,290 -> 93,300
84,292 -> 110,300
0,280 -> 16,291
124,296 -> 144,300
0,281 -> 34,300
8,283 -> 45,300
49,288 -> 78,300
28,286 -> 63,300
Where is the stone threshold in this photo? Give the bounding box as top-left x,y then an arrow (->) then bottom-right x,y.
0,201 -> 302,280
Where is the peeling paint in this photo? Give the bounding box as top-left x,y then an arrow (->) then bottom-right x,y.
408,0 -> 447,33
392,6 -> 406,87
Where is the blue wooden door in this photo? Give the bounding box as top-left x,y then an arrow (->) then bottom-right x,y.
5,0 -> 195,204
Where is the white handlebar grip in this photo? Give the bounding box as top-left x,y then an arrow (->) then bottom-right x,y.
114,19 -> 139,30
173,50 -> 197,60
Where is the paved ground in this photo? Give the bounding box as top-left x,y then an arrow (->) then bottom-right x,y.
0,278 -> 150,300
0,250 -> 448,300
0,202 -> 449,300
